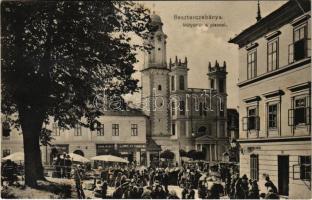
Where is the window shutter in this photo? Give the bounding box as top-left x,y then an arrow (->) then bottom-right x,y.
288,109 -> 294,126
307,38 -> 311,57
256,116 -> 260,131
306,107 -> 311,125
293,164 -> 300,180
288,43 -> 294,63
242,117 -> 248,131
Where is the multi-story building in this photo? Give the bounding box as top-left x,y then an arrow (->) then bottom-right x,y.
229,0 -> 311,198
2,109 -> 148,165
142,13 -> 230,164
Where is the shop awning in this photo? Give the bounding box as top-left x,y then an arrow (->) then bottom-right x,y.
146,137 -> 161,151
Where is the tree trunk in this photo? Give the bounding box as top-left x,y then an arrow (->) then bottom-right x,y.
19,105 -> 45,187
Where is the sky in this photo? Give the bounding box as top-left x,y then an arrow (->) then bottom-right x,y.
125,0 -> 287,109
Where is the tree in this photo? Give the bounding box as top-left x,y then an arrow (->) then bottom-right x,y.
187,150 -> 205,160
179,149 -> 187,157
1,1 -> 151,187
187,150 -> 197,160
160,150 -> 175,160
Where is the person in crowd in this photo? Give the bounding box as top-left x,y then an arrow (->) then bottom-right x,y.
151,184 -> 167,199
264,176 -> 278,194
65,155 -> 72,179
198,180 -> 208,199
55,154 -> 61,178
208,182 -> 224,199
248,180 -> 260,199
112,182 -> 126,199
2,159 -> 18,186
265,188 -> 279,199
234,178 -> 245,199
241,174 -> 249,197
141,186 -> 153,199
162,169 -> 169,194
74,165 -> 85,199
168,190 -> 179,199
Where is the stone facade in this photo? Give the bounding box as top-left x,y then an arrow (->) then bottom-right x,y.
229,1 -> 311,198
141,13 -> 230,164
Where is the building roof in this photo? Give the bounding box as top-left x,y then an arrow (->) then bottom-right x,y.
229,0 -> 311,47
146,137 -> 162,151
102,108 -> 147,117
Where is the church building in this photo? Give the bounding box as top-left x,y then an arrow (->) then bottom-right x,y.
142,13 -> 230,164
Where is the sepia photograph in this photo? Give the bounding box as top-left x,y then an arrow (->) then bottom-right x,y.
1,0 -> 311,199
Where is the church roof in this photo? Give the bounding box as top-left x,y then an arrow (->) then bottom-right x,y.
150,13 -> 162,23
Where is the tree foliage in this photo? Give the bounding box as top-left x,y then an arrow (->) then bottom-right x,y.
2,1 -> 151,129
160,150 -> 175,160
179,149 -> 187,157
1,0 -> 152,187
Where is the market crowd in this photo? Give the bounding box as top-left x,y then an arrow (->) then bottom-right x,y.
70,162 -> 280,199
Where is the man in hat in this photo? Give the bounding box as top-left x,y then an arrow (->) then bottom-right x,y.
241,174 -> 249,197
65,155 -> 72,179
264,176 -> 278,194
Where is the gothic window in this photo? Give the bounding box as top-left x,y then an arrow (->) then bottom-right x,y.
171,76 -> 175,91
158,85 -> 162,91
210,79 -> 215,89
172,123 -> 176,135
219,79 -> 225,93
179,75 -> 185,90
180,100 -> 185,115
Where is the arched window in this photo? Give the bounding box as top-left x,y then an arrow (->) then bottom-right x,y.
158,85 -> 162,91
180,100 -> 185,115
179,75 -> 185,90
197,126 -> 206,135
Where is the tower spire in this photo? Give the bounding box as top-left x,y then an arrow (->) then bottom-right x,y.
152,3 -> 156,14
256,0 -> 262,22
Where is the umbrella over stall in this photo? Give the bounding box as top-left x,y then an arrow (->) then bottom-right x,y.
90,155 -> 129,163
68,153 -> 90,163
2,152 -> 24,162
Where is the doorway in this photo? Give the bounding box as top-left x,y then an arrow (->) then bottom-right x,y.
278,155 -> 289,196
